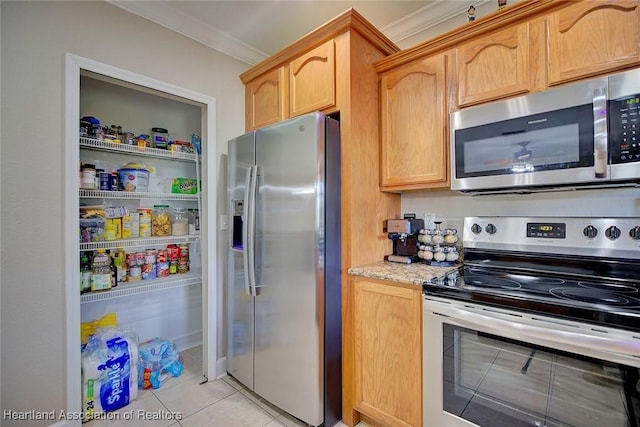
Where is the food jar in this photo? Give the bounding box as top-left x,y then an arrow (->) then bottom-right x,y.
418,229 -> 432,244
152,205 -> 172,236
172,207 -> 188,236
444,229 -> 459,244
433,246 -> 447,262
418,245 -> 434,261
80,163 -> 96,189
445,246 -> 459,262
151,127 -> 169,150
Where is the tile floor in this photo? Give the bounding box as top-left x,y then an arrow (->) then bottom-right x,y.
86,345 -> 356,427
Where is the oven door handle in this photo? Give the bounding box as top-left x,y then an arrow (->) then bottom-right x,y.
427,300 -> 640,367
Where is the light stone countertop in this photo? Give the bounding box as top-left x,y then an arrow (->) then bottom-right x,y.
348,260 -> 461,288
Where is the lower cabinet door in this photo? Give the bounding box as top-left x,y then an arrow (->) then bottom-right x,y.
354,278 -> 422,427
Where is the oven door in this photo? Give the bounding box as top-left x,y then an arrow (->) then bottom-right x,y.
450,76 -> 609,192
423,296 -> 640,427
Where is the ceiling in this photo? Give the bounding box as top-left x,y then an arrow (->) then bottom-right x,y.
108,0 -> 488,65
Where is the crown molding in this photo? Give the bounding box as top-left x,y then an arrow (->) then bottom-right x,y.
107,0 -> 269,65
382,0 -> 491,43
108,0 -> 490,67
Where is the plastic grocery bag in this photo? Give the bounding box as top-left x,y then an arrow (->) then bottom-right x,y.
81,327 -> 139,419
138,338 -> 183,390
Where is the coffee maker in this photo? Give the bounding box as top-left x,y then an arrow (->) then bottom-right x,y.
385,215 -> 424,264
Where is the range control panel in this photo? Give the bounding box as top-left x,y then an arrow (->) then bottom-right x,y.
464,216 -> 640,259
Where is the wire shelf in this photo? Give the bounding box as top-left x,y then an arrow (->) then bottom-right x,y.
80,235 -> 200,251
79,189 -> 199,201
80,137 -> 197,162
81,273 -> 201,303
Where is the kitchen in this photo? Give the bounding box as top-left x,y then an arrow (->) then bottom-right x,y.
2,1 -> 640,427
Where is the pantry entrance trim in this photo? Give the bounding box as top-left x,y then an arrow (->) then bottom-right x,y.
64,53 -> 217,418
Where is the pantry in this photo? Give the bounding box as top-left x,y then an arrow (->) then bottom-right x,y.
64,54 -> 217,415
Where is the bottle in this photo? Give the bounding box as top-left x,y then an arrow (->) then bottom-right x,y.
113,247 -> 127,285
91,249 -> 112,291
80,253 -> 92,294
108,250 -> 118,288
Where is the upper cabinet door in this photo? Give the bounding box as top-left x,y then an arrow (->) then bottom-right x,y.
245,67 -> 288,131
456,23 -> 531,107
289,40 -> 336,117
380,54 -> 449,191
548,1 -> 640,86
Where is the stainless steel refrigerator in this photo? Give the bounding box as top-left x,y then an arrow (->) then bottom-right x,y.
227,112 -> 342,427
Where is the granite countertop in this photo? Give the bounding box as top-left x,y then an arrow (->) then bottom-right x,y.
348,260 -> 461,288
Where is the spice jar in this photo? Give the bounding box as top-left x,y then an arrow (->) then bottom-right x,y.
172,207 -> 188,236
152,205 -> 172,236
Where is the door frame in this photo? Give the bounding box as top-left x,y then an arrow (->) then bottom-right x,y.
64,53 -> 218,417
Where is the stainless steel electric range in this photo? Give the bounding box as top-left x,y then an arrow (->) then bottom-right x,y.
422,217 -> 640,427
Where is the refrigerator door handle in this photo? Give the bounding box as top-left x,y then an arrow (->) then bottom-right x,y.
242,166 -> 255,296
245,165 -> 258,297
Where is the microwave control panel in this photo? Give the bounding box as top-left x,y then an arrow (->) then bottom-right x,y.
609,95 -> 640,164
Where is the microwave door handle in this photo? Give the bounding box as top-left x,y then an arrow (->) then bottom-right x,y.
593,87 -> 608,178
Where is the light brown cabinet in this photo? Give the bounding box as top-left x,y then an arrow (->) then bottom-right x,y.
353,278 -> 422,427
244,40 -> 336,131
245,66 -> 288,131
380,54 -> 449,191
290,39 -> 336,117
547,0 -> 640,86
456,22 -> 533,107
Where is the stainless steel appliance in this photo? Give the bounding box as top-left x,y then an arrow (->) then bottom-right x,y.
227,112 -> 341,427
385,217 -> 424,264
423,216 -> 640,427
451,68 -> 640,194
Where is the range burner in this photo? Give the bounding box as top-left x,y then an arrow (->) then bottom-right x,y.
460,275 -> 521,289
549,288 -> 640,307
577,281 -> 639,293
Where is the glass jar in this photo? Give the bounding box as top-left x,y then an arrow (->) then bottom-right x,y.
152,205 -> 172,236
444,229 -> 459,244
172,207 -> 188,236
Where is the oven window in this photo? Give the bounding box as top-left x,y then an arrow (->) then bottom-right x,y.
442,324 -> 640,427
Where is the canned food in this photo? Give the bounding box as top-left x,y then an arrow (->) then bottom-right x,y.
157,262 -> 170,277
129,265 -> 142,281
177,261 -> 189,274
141,263 -> 157,280
169,261 -> 178,275
135,252 -> 146,266
157,249 -> 167,263
168,245 -> 180,262
145,249 -> 156,264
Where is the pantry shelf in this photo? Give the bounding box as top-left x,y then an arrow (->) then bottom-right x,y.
79,189 -> 199,201
80,137 -> 197,162
80,273 -> 202,303
80,235 -> 200,252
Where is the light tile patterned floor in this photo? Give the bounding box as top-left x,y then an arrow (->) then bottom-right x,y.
86,345 -> 357,427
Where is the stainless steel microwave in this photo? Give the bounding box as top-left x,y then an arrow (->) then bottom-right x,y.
450,68 -> 640,194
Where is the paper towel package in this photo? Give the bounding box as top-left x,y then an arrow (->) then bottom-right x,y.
81,328 -> 138,420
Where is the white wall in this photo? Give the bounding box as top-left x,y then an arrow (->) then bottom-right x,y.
402,187 -> 640,236
1,1 -> 247,423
